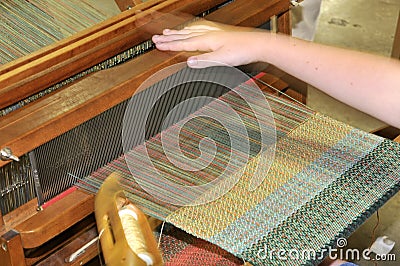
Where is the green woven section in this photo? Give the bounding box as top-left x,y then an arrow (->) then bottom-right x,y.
0,0 -> 119,116
241,139 -> 400,265
0,0 -> 113,64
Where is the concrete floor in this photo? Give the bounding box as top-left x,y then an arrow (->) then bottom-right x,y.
306,0 -> 400,265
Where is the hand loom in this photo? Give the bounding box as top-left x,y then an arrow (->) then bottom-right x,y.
2,0 -> 399,265
0,0 -> 292,265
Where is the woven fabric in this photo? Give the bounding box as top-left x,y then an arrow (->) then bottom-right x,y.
0,0 -> 117,116
79,83 -> 400,265
167,115 -> 399,265
1,0 -> 112,64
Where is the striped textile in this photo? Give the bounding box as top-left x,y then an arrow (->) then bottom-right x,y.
0,0 -> 114,64
0,0 -> 119,116
79,81 -> 400,265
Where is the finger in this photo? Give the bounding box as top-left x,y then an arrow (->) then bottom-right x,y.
162,28 -> 210,36
153,39 -> 200,52
152,32 -> 206,44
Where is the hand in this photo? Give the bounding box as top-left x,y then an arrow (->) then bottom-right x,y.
152,23 -> 266,68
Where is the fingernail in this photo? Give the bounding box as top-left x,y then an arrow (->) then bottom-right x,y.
187,57 -> 198,66
163,29 -> 170,33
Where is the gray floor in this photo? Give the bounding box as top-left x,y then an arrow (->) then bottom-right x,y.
307,0 -> 400,265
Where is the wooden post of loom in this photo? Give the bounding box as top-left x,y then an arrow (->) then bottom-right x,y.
270,3 -> 292,35
0,230 -> 25,266
277,10 -> 292,35
391,11 -> 400,59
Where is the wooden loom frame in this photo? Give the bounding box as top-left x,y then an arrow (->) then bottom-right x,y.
0,0 -> 292,265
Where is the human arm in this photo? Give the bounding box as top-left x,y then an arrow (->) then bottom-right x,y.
152,25 -> 400,128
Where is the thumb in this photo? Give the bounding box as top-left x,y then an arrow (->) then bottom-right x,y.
187,52 -> 231,68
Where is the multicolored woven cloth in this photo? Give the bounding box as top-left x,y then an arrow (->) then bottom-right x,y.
79,78 -> 400,265
166,113 -> 400,265
1,0 -> 114,64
